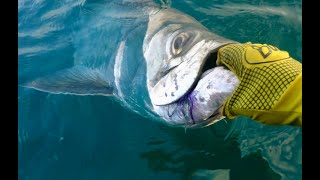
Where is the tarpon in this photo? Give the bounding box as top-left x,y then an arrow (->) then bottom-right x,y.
20,1 -> 239,128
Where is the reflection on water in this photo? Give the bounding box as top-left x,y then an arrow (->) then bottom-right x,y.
140,121 -> 282,179
226,117 -> 302,180
186,2 -> 301,23
172,0 -> 302,61
191,169 -> 230,180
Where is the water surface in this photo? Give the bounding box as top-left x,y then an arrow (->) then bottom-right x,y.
18,0 -> 302,179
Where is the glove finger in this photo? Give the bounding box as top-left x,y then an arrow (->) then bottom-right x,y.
217,43 -> 249,78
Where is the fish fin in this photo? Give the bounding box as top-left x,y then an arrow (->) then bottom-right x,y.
21,66 -> 113,96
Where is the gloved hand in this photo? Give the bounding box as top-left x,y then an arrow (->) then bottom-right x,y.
216,42 -> 302,126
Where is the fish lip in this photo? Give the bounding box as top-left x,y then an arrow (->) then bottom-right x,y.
185,41 -> 237,93
150,41 -> 235,106
187,116 -> 225,129
155,47 -> 228,128
151,40 -> 237,128
180,42 -> 235,128
197,41 -> 236,78
186,106 -> 225,129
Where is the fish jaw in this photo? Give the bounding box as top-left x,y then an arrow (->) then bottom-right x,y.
149,39 -> 236,106
187,66 -> 239,128
152,66 -> 239,128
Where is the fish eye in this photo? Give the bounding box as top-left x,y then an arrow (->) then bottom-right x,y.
174,37 -> 183,50
172,32 -> 190,55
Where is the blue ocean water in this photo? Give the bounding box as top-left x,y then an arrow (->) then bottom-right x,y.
18,0 -> 302,180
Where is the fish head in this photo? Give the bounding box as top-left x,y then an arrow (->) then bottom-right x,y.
143,8 -> 239,128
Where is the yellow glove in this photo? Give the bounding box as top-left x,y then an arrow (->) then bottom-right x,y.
217,42 -> 302,126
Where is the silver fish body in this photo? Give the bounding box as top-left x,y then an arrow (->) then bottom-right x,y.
20,1 -> 239,128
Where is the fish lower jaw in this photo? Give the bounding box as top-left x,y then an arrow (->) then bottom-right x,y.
187,114 -> 225,129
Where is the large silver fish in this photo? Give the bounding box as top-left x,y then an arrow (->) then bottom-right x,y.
20,0 -> 239,128
18,1 -> 302,179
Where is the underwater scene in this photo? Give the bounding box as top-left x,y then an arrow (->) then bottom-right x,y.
18,0 -> 302,179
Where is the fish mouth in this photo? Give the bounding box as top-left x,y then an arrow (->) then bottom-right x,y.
201,51 -> 219,75
187,110 -> 225,129
183,48 -> 226,128
150,40 -> 235,106
181,42 -> 239,128
150,40 -> 238,128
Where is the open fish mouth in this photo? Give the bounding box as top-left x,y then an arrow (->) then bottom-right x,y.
150,40 -> 234,105
200,50 -> 220,74
180,48 -> 231,128
151,41 -> 239,128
